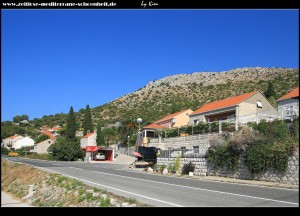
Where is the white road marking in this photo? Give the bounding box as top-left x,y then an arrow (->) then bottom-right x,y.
26,166 -> 183,207
11,159 -> 299,206
91,170 -> 298,206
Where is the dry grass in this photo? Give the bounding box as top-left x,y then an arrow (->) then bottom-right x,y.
1,159 -> 149,207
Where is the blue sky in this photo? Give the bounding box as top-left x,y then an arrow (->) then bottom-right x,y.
2,10 -> 299,121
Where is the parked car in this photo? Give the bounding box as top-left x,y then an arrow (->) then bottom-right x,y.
95,152 -> 105,160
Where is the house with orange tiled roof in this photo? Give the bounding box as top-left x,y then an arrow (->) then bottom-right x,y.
139,109 -> 193,146
2,134 -> 34,150
80,132 -> 97,149
41,129 -> 56,139
35,139 -> 56,154
189,91 -> 275,128
33,129 -> 58,154
277,87 -> 299,119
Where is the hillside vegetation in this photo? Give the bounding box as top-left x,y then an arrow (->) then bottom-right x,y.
7,67 -> 300,129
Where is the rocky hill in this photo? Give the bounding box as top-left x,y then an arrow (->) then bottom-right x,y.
39,67 -> 299,127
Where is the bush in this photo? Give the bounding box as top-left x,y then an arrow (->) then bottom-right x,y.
181,162 -> 195,175
244,139 -> 290,175
229,126 -> 256,154
1,147 -> 9,155
168,163 -> 176,174
48,137 -> 84,161
159,164 -> 167,172
208,143 -> 239,172
174,155 -> 181,173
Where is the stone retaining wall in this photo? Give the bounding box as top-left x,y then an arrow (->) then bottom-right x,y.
157,150 -> 299,185
208,150 -> 299,185
157,157 -> 208,176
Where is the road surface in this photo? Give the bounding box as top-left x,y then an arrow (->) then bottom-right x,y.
5,157 -> 299,207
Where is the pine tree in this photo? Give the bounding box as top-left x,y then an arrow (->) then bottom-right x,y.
66,106 -> 77,140
83,105 -> 94,135
96,121 -> 105,146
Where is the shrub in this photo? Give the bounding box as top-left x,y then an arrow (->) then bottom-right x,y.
181,162 -> 195,175
1,147 -> 9,155
208,143 -> 240,172
229,126 -> 256,154
168,163 -> 176,174
174,154 -> 181,173
244,139 -> 290,175
159,164 -> 167,172
209,134 -> 226,149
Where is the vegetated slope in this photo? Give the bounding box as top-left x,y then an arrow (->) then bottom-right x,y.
39,67 -> 299,127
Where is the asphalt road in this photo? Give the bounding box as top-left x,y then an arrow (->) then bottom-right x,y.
5,157 -> 299,207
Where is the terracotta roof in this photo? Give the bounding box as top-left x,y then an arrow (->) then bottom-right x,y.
143,123 -> 167,129
155,109 -> 190,123
4,135 -> 19,139
277,87 -> 299,101
37,139 -> 53,144
42,129 -> 56,139
82,132 -> 96,138
191,91 -> 257,115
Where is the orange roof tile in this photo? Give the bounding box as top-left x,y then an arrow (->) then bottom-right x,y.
277,87 -> 299,101
143,123 -> 167,129
37,139 -> 53,144
191,91 -> 257,115
155,109 -> 189,123
82,132 -> 96,138
4,135 -> 19,139
42,129 -> 56,139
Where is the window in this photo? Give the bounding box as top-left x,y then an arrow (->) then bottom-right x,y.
286,106 -> 294,116
180,146 -> 186,156
168,123 -> 171,128
257,101 -> 262,108
194,120 -> 199,125
193,146 -> 199,153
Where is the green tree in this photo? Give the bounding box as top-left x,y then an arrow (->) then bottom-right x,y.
264,81 -> 276,99
13,114 -> 29,123
118,117 -> 138,143
34,134 -> 50,144
83,105 -> 94,135
96,121 -> 105,146
48,137 -> 84,161
66,106 -> 77,140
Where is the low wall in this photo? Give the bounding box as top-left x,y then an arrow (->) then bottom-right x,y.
157,150 -> 299,185
157,157 -> 208,176
149,133 -> 212,150
208,150 -> 299,185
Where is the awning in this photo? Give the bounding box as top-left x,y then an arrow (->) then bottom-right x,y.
85,146 -> 100,152
131,151 -> 143,157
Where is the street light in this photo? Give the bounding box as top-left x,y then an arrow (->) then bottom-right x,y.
136,118 -> 142,151
127,135 -> 130,156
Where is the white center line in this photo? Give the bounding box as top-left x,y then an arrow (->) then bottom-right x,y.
91,170 -> 298,206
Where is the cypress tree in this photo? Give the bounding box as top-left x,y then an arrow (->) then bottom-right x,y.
264,82 -> 275,99
96,121 -> 105,146
83,104 -> 94,135
66,106 -> 77,140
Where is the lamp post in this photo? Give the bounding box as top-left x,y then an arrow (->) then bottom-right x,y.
127,135 -> 130,156
137,118 -> 142,151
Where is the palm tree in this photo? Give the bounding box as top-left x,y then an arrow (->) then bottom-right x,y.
118,117 -> 138,144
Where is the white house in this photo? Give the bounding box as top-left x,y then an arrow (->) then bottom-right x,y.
35,139 -> 56,154
277,87 -> 299,120
4,135 -> 35,150
2,135 -> 24,149
80,132 -> 97,149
